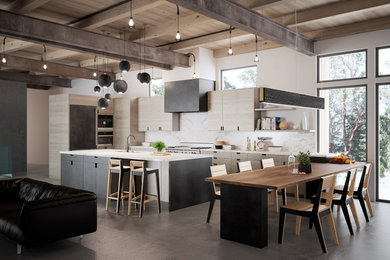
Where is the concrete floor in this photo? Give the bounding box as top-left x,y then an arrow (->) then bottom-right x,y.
1,165 -> 390,259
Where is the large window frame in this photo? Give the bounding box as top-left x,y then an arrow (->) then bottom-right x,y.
376,45 -> 390,78
220,65 -> 257,90
149,78 -> 164,96
376,82 -> 390,203
317,84 -> 368,162
317,49 -> 368,83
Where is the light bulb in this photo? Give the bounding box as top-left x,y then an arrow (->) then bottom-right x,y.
119,91 -> 123,94
142,82 -> 148,86
128,17 -> 134,28
1,57 -> 6,63
254,55 -> 259,62
228,48 -> 233,55
120,76 -> 123,80
93,72 -> 97,77
193,72 -> 196,78
176,31 -> 181,41
122,70 -> 127,73
43,63 -> 48,70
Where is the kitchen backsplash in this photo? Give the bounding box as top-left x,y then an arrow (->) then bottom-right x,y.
145,112 -> 316,153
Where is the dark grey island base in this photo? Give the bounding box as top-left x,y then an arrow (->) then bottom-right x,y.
60,150 -> 212,211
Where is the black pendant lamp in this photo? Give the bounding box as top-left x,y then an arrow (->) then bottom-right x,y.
94,85 -> 101,93
98,73 -> 112,88
119,32 -> 130,73
97,97 -> 109,110
113,79 -> 128,94
105,93 -> 111,101
2,37 -> 6,64
138,25 -> 151,85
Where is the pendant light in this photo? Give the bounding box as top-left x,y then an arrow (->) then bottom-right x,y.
118,32 -> 130,73
98,55 -> 112,88
128,0 -> 134,28
42,44 -> 48,70
228,26 -> 233,55
138,25 -> 151,85
105,93 -> 111,101
1,37 -> 6,64
93,56 -> 97,77
93,56 -> 101,93
113,78 -> 128,94
254,35 -> 259,62
187,53 -> 196,78
175,5 -> 181,41
98,97 -> 109,109
94,85 -> 101,93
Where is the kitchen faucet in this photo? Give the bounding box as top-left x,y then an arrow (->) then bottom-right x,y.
126,134 -> 136,152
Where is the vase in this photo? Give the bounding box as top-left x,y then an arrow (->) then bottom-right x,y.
298,164 -> 312,173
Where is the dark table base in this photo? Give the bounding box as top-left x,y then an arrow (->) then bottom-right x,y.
220,184 -> 268,248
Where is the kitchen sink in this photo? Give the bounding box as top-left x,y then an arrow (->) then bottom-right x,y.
116,150 -> 142,153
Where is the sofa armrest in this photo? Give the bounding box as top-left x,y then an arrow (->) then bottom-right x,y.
0,179 -> 20,202
19,193 -> 97,247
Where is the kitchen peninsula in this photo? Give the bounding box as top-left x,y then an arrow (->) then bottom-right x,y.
60,149 -> 212,211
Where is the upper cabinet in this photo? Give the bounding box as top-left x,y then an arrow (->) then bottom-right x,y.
138,96 -> 179,131
208,88 -> 258,131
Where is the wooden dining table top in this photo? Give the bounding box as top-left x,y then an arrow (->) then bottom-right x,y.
205,162 -> 367,190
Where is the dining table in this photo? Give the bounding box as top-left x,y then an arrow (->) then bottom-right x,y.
205,162 -> 366,248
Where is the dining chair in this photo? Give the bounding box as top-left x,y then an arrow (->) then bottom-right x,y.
237,160 -> 252,172
206,164 -> 227,223
261,158 -> 299,212
279,175 -> 338,253
335,164 -> 373,222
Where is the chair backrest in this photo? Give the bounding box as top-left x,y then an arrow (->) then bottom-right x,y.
130,160 -> 145,172
210,164 -> 227,195
312,175 -> 336,213
339,169 -> 357,200
109,159 -> 122,169
237,161 -> 252,172
363,163 -> 372,190
261,158 -> 275,169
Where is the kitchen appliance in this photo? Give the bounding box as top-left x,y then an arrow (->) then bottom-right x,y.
164,78 -> 215,113
97,114 -> 114,148
214,141 -> 225,149
165,142 -> 213,154
70,105 -> 97,150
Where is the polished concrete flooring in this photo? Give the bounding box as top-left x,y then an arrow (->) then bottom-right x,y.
1,165 -> 390,259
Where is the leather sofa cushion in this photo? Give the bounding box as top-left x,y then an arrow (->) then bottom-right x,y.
18,179 -> 51,202
0,179 -> 19,203
0,202 -> 23,215
0,210 -> 24,244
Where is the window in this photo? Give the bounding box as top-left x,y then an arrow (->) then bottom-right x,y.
150,78 -> 164,96
318,50 -> 367,82
221,66 -> 257,90
377,46 -> 390,77
318,86 -> 367,162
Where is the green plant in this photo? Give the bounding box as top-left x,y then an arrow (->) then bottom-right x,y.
298,150 -> 311,165
152,141 -> 166,152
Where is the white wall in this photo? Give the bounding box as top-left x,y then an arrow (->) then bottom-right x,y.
27,88 -> 49,165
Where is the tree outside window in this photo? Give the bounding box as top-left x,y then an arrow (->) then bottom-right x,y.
150,78 -> 164,96
222,66 -> 257,90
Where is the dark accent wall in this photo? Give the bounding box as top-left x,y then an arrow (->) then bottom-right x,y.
0,80 -> 27,174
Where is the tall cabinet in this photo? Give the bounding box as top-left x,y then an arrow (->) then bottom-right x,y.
138,96 -> 179,131
208,88 -> 258,131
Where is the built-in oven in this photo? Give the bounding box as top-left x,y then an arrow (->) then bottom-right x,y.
97,114 -> 114,148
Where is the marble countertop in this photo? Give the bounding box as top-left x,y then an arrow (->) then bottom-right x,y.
60,149 -> 212,162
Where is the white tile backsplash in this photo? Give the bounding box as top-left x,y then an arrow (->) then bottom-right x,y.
145,112 -> 316,153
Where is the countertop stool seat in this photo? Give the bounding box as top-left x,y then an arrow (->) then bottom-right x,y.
128,160 -> 161,218
106,158 -> 131,214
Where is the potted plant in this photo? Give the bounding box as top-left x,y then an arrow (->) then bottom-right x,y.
152,141 -> 166,152
298,150 -> 312,173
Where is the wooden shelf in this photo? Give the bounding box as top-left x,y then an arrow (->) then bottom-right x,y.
255,129 -> 315,133
254,107 -> 296,111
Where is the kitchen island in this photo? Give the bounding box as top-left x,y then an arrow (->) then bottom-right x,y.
60,149 -> 212,211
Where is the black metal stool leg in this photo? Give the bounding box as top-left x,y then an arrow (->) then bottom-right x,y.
155,171 -> 161,213
139,172 -> 146,218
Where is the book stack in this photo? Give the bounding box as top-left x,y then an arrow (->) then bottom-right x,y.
256,117 -> 281,130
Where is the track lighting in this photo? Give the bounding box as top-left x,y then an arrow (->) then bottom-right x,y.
175,5 -> 181,41
228,26 -> 233,55
128,0 -> 134,28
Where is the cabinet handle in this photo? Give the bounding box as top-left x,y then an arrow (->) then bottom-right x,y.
237,126 -> 239,131
213,157 -> 217,159
236,152 -> 240,155
71,160 -> 73,166
237,158 -> 241,161
94,156 -> 98,158
95,163 -> 98,168
220,126 -> 223,131
213,151 -> 217,153
158,126 -> 162,131
147,126 -> 149,131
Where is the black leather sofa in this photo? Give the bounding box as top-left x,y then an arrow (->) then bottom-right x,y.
0,178 -> 97,254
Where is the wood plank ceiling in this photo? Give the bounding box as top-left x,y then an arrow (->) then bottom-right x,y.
0,0 -> 390,86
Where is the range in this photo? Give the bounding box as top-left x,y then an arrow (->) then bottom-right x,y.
166,142 -> 213,154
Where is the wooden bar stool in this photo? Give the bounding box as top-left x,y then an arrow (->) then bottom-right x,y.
128,160 -> 161,218
106,158 -> 130,214
206,164 -> 227,223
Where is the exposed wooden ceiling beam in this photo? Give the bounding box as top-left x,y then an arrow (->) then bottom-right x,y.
4,39 -> 35,53
71,0 -> 165,29
27,84 -> 51,90
130,0 -> 283,41
5,0 -> 52,14
0,55 -> 115,80
166,0 -> 314,55
0,10 -> 189,70
0,71 -> 71,88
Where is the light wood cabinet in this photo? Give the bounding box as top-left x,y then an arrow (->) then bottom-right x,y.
208,88 -> 258,131
113,98 -> 144,149
138,96 -> 179,131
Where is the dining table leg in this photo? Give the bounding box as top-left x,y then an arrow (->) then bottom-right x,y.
220,184 -> 268,248
281,188 -> 287,205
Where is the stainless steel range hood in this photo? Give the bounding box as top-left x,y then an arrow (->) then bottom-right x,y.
259,87 -> 324,109
164,79 -> 215,113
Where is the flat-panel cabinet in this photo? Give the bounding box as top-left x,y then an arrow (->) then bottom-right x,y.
208,88 -> 257,131
138,96 -> 179,131
61,154 -> 84,189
